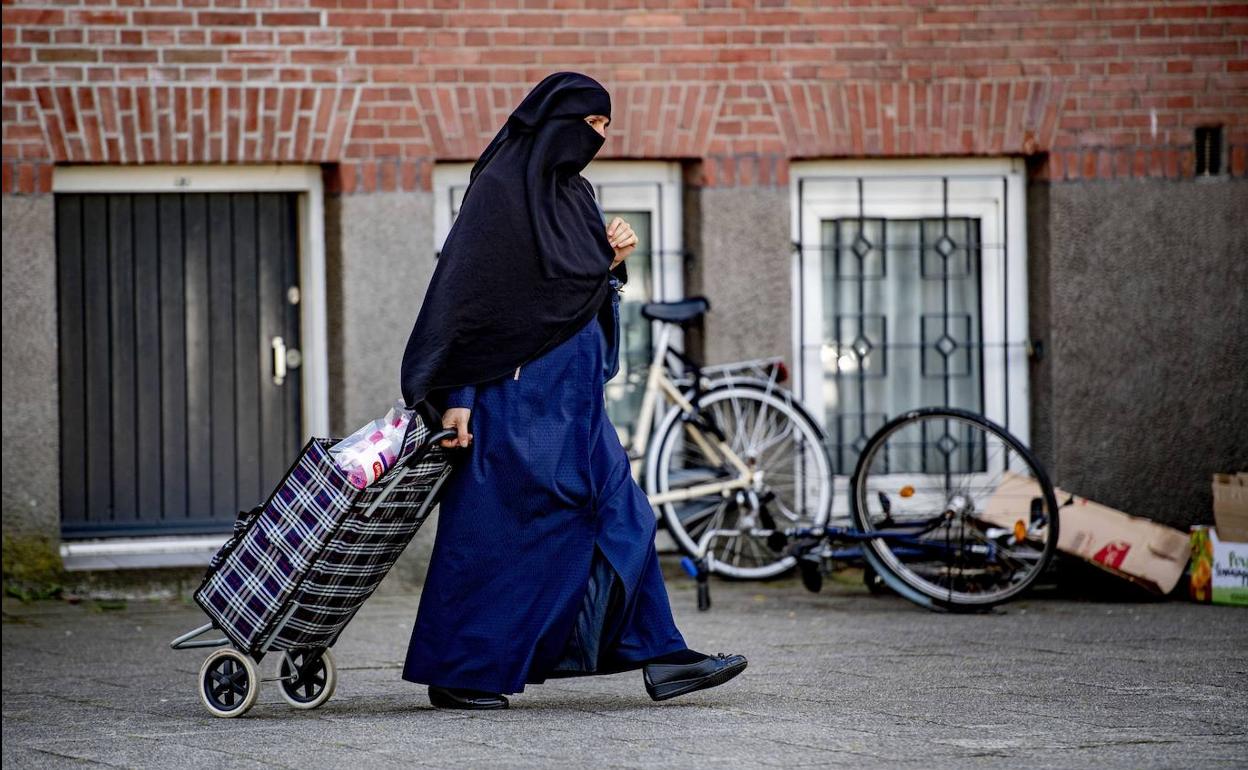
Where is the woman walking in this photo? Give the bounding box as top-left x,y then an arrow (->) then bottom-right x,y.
397,71 -> 746,709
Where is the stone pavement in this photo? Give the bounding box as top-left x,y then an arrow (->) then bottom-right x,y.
3,565 -> 1246,769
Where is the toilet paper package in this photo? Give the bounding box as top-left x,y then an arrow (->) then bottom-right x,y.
328,400 -> 412,489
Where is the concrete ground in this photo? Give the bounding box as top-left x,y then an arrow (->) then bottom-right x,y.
3,565 -> 1246,769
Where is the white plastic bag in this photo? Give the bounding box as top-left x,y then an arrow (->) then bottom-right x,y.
328,399 -> 412,489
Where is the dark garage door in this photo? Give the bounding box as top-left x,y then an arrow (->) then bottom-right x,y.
56,192 -> 303,538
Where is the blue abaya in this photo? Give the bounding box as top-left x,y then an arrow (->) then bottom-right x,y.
402,276 -> 688,695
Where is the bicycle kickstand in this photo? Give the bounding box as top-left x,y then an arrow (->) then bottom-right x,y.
680,556 -> 712,611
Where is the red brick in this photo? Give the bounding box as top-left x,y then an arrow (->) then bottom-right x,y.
18,162 -> 36,193
292,49 -> 349,65
1155,5 -> 1208,19
197,12 -> 256,26
166,48 -> 222,64
327,12 -> 387,27
921,9 -> 975,24
1096,7 -> 1150,21
210,30 -> 243,45
133,11 -> 193,25
37,48 -> 98,63
3,9 -> 65,25
70,10 -> 128,25
103,49 -> 159,63
262,12 -> 322,26
1040,7 -> 1094,22
359,48 -> 420,66
391,13 -> 445,27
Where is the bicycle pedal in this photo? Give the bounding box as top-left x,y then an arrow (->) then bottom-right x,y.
798,558 -> 823,594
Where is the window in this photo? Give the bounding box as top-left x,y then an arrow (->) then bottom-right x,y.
791,160 -> 1030,508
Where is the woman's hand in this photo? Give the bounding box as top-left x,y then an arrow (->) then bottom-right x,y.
607,216 -> 638,269
441,408 -> 473,448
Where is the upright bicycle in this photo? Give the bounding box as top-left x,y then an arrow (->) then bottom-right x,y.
628,296 -> 834,580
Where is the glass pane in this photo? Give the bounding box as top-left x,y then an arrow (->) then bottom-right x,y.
821,216 -> 984,474
602,210 -> 653,446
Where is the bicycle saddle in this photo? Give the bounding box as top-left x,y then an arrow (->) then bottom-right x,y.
640,296 -> 711,324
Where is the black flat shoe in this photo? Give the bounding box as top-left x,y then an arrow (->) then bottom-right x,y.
428,685 -> 509,710
642,652 -> 748,702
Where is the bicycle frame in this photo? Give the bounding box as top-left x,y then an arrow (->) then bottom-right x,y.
628,322 -> 757,505
693,518 -> 1002,575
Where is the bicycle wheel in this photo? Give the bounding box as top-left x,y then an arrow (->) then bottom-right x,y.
850,407 -> 1058,611
648,383 -> 833,579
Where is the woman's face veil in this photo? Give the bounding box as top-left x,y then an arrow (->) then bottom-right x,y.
399,73 -> 618,408
469,71 -> 612,186
465,71 -> 616,281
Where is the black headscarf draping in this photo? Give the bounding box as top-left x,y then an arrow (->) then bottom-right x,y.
399,71 -> 620,410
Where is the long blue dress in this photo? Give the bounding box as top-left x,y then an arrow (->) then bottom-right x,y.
401,274 -> 688,695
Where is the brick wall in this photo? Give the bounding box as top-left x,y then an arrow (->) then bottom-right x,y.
3,0 -> 1245,194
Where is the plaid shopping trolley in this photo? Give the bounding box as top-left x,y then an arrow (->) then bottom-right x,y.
170,402 -> 458,718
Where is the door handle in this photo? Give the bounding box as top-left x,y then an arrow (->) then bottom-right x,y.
271,336 -> 287,386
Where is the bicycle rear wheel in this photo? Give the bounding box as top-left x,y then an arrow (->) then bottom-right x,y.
649,383 -> 833,579
850,407 -> 1058,611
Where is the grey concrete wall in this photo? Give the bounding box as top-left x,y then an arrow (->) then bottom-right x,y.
1029,177 -> 1248,528
324,189 -> 440,583
685,185 -> 792,366
1026,175 -> 1056,487
2,195 -> 61,541
324,190 -> 437,436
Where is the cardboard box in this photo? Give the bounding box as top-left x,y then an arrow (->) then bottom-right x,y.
980,473 -> 1190,595
1212,472 -> 1248,542
1189,525 -> 1248,607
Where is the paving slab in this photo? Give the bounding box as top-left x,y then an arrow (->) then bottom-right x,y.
4,566 -> 1246,769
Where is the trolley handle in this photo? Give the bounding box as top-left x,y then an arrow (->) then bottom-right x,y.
396,397 -> 464,470
362,427 -> 461,519
398,427 -> 460,469
389,413 -> 463,473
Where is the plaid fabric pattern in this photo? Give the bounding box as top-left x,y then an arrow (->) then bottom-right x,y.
273,450 -> 451,649
195,415 -> 451,654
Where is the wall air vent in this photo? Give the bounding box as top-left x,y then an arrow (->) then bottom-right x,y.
1194,125 -> 1223,176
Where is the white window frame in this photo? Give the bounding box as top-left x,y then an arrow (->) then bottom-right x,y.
52,164 -> 330,569
582,160 -> 685,307
789,158 -> 1031,449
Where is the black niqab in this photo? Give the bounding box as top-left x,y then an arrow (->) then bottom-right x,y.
399,72 -> 620,410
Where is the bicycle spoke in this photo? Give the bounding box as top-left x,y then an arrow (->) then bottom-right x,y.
685,499 -> 731,544
744,534 -> 771,566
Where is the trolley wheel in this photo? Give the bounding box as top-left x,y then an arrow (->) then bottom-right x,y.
199,648 -> 260,718
277,648 -> 337,710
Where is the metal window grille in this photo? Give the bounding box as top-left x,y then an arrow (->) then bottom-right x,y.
796,173 -> 1026,476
